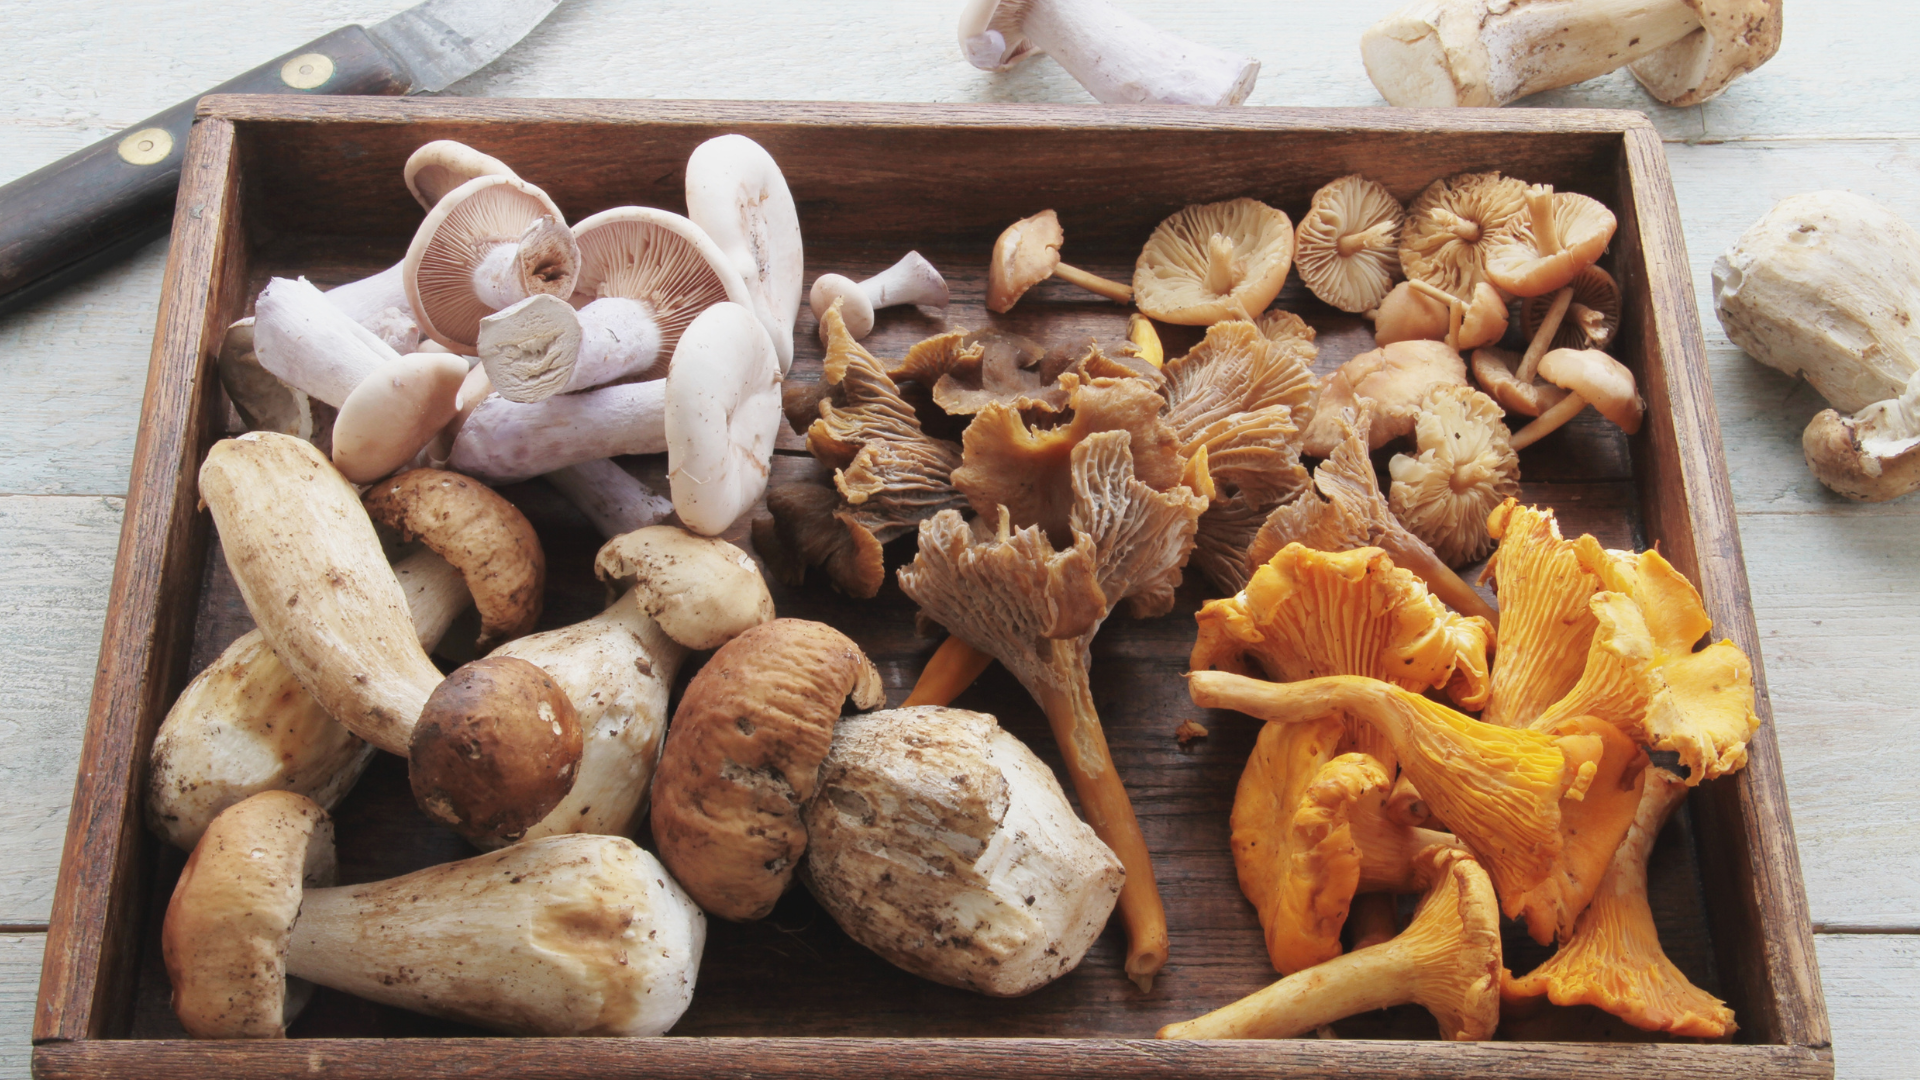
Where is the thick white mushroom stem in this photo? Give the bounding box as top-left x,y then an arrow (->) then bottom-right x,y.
546,459 -> 675,538
809,252 -> 951,340
1363,0 -> 1703,108
448,381 -> 668,484
1508,391 -> 1591,450
472,216 -> 578,310
322,262 -> 419,353
253,277 -> 404,407
479,293 -> 665,403
284,835 -> 705,1037
965,0 -> 1259,106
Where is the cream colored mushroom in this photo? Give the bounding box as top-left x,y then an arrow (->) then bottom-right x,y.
809,251 -> 950,340
665,302 -> 784,535
252,276 -> 403,408
447,380 -> 670,483
1507,347 -> 1645,450
329,351 -> 470,483
404,174 -> 579,353
1388,385 -> 1520,567
960,0 -> 1258,105
1373,279 -> 1508,351
802,706 -> 1124,997
1803,369 -> 1920,502
1362,0 -> 1782,109
404,140 -> 515,211
1135,198 -> 1295,325
686,134 -> 804,374
164,792 -> 706,1038
1301,339 -> 1468,457
1399,171 -> 1528,300
1296,175 -> 1404,314
1471,345 -> 1570,418
988,209 -> 1133,312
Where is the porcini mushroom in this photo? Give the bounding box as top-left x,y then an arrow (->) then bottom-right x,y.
802,706 -> 1124,996
1158,847 -> 1500,1041
1296,175 -> 1405,315
363,468 -> 544,651
404,173 -> 579,353
650,619 -> 885,921
960,0 -> 1258,105
665,301 -> 784,535
1506,348 -> 1644,450
901,431 -> 1211,991
1299,339 -> 1468,456
475,206 -> 751,402
987,209 -> 1134,312
1361,0 -> 1782,108
1387,385 -> 1521,568
165,792 -> 706,1037
1803,370 -> 1920,502
200,433 -> 581,846
686,134 -> 804,373
1134,198 -> 1295,325
809,251 -> 951,341
1399,171 -> 1528,300
1504,768 -> 1737,1037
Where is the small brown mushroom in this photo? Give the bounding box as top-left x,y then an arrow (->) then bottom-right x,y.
1471,345 -> 1571,418
1399,171 -> 1528,300
1803,371 -> 1920,502
1387,385 -> 1521,568
1135,198 -> 1295,325
1522,265 -> 1620,352
1295,175 -> 1404,314
649,620 -> 885,921
1507,348 -> 1645,450
1372,279 -> 1509,351
1300,339 -> 1467,457
408,656 -> 583,845
987,209 -> 1133,312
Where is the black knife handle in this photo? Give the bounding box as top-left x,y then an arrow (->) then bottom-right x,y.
0,25 -> 411,315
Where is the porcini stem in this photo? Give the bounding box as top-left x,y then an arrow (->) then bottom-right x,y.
1051,261 -> 1135,303
1033,649 -> 1168,993
1515,286 -> 1574,384
1507,391 -> 1590,451
902,636 -> 996,707
1157,925 -> 1419,1038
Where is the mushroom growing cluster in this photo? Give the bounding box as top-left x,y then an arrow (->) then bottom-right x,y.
1176,500 -> 1757,1040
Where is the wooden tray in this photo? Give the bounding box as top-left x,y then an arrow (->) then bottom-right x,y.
32,98 -> 1831,1079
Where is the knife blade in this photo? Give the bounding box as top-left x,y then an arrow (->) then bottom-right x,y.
0,0 -> 562,317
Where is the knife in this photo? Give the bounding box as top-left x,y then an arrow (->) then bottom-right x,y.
0,0 -> 563,316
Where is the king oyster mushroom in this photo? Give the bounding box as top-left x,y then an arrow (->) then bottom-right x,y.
201,433 -> 581,846
165,791 -> 705,1038
686,134 -> 804,373
802,706 -> 1124,997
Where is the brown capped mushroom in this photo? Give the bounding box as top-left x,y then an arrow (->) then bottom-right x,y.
1372,279 -> 1509,351
650,619 -> 885,921
1471,345 -> 1571,418
404,174 -> 579,353
988,209 -> 1134,312
1387,386 -> 1521,567
1135,198 -> 1295,325
1508,348 -> 1645,450
1484,184 -> 1617,300
1296,175 -> 1404,314
363,469 -> 545,651
1399,171 -> 1528,300
1803,371 -> 1920,502
1523,265 -> 1620,352
1300,339 -> 1468,457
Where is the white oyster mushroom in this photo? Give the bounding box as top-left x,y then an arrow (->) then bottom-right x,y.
665,302 -> 783,535
802,706 -> 1125,997
1714,191 -> 1920,414
685,134 -> 803,373
960,0 -> 1259,106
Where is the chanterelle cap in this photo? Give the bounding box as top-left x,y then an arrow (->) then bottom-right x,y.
1135,197 -> 1295,325
162,790 -> 335,1039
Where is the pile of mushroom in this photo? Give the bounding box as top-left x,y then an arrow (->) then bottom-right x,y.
1173,500 -> 1760,1040
1715,191 -> 1920,501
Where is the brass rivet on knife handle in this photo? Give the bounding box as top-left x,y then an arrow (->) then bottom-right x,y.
116,128 -> 173,166
279,53 -> 336,90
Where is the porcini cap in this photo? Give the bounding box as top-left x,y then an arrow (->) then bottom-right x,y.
1296,175 -> 1405,314
988,209 -> 1065,313
1400,171 -> 1528,299
404,174 -> 578,352
595,525 -> 775,650
403,140 -> 516,212
572,205 -> 752,376
1135,197 -> 1295,325
364,468 -> 546,650
330,352 -> 470,483
162,790 -> 335,1038
1538,347 -> 1644,433
409,655 -> 583,846
1629,0 -> 1783,107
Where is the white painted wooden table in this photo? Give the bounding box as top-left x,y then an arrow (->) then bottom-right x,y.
0,1 -> 1913,1075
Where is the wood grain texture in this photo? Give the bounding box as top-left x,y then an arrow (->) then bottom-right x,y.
1815,934 -> 1920,1080
0,497 -> 123,927
0,938 -> 41,1080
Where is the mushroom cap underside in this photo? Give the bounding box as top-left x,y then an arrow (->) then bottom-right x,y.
1134,197 -> 1295,325
571,205 -> 752,369
405,174 -> 577,350
1296,175 -> 1405,314
1400,172 -> 1529,299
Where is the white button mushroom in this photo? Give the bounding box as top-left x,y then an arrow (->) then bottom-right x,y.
808,251 -> 950,341
664,302 -> 784,535
685,134 -> 804,373
1362,0 -> 1782,109
476,206 -> 751,402
960,0 -> 1259,106
164,792 -> 706,1038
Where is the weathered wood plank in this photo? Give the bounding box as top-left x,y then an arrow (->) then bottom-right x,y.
0,935 -> 42,1080
1815,934 -> 1920,1080
0,496 -> 122,926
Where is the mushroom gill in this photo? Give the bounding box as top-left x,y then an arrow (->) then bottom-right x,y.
1387,385 -> 1521,569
